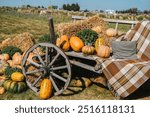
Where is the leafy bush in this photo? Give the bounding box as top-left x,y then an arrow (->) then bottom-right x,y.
4,67 -> 22,79
38,34 -> 51,43
77,29 -> 98,45
1,46 -> 22,58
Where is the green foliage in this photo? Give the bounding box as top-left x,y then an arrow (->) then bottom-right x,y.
1,46 -> 22,58
63,3 -> 80,11
4,67 -> 22,80
38,34 -> 51,43
77,29 -> 98,45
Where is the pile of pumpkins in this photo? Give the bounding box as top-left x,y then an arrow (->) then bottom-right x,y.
0,51 -> 28,95
56,28 -> 117,58
0,47 -> 53,99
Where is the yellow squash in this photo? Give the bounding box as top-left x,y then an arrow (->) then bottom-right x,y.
40,79 -> 52,99
11,72 -> 24,81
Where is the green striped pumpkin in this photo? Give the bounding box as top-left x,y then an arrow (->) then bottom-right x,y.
3,80 -> 27,93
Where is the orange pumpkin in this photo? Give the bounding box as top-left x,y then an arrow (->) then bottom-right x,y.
97,45 -> 110,58
0,54 -> 10,61
40,79 -> 52,99
106,28 -> 117,37
12,52 -> 22,65
28,52 -> 36,60
36,47 -> 44,55
70,36 -> 84,52
7,60 -> 15,67
56,35 -> 70,51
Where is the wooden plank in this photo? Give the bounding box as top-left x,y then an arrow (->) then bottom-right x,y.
71,15 -> 138,25
69,60 -> 102,74
72,15 -> 87,20
103,18 -> 138,25
65,51 -> 96,61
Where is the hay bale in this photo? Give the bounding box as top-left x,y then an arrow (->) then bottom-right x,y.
0,32 -> 35,52
56,16 -> 107,38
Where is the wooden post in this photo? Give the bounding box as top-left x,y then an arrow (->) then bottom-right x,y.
49,17 -> 56,44
115,22 -> 118,31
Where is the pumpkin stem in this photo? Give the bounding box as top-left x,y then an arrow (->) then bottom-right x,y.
60,40 -> 66,49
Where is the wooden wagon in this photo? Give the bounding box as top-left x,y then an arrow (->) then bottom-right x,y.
22,17 -> 138,97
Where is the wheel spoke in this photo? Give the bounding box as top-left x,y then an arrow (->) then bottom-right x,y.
48,53 -> 59,67
32,75 -> 42,86
49,76 -> 59,92
33,49 -> 45,66
51,72 -> 67,82
45,46 -> 48,65
27,58 -> 42,67
51,65 -> 68,71
26,69 -> 43,75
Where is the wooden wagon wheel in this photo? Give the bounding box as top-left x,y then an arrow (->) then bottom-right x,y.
22,43 -> 71,96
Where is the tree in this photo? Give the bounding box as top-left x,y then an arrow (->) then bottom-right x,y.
84,9 -> 89,12
26,4 -> 31,8
144,10 -> 149,14
52,6 -> 58,9
62,3 -> 80,11
63,4 -> 67,10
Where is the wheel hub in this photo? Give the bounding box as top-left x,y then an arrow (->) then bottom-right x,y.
41,66 -> 51,77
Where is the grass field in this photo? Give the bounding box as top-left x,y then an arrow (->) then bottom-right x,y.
0,10 -> 150,100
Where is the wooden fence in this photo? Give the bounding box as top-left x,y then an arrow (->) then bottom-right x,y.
72,15 -> 138,31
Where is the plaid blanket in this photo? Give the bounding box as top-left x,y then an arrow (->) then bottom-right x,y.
101,21 -> 150,98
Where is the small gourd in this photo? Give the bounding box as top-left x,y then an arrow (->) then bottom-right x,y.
94,38 -> 105,52
11,72 -> 24,82
7,60 -> 15,67
0,87 -> 5,95
97,45 -> 110,58
82,45 -> 95,55
12,52 -> 22,65
106,28 -> 117,37
0,54 -> 10,61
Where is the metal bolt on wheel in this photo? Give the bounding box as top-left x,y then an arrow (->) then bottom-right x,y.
22,43 -> 71,96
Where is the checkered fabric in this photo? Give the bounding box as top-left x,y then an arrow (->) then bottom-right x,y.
102,21 -> 150,98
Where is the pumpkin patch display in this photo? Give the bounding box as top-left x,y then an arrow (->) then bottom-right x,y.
106,28 -> 117,37
97,45 -> 110,58
3,80 -> 27,93
82,45 -> 95,55
56,35 -> 70,51
70,36 -> 84,52
39,79 -> 53,99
